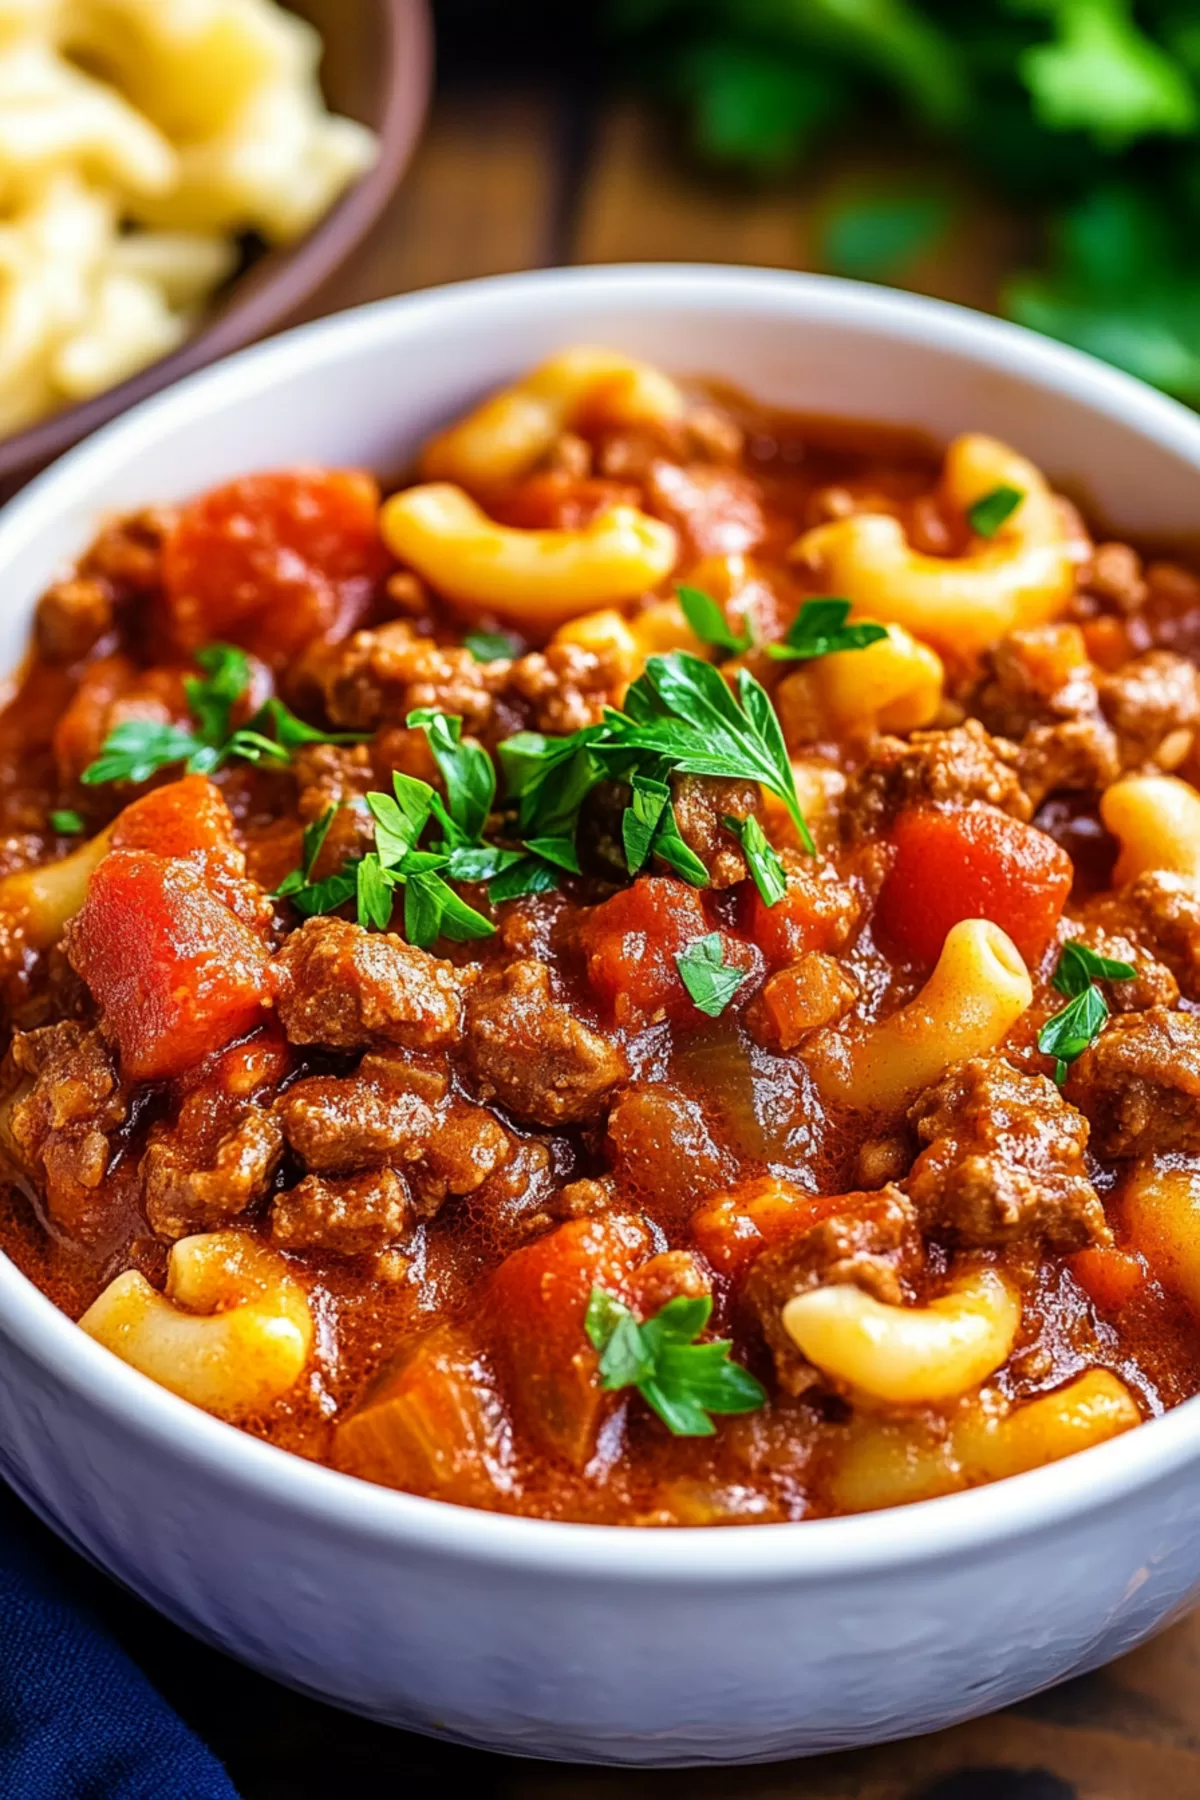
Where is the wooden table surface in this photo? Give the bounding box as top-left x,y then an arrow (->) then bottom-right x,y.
59,54 -> 1200,1800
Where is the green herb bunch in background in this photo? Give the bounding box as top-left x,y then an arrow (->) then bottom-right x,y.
606,0 -> 1200,403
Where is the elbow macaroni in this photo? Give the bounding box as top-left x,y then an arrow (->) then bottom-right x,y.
790,434 -> 1073,660
0,0 -> 377,434
380,483 -> 679,627
1123,1158 -> 1200,1316
1101,773 -> 1200,884
806,918 -> 1033,1112
776,621 -> 944,743
420,347 -> 686,490
831,1371 -> 1140,1512
782,1267 -> 1021,1406
79,1230 -> 313,1420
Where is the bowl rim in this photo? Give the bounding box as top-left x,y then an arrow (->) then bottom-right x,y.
0,0 -> 434,487
5,260 -> 1200,1581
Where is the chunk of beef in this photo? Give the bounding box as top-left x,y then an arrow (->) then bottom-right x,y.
80,506 -> 173,595
906,1058 -> 1108,1250
269,916 -> 463,1051
644,461 -> 766,556
141,1106 -> 283,1241
306,621 -> 506,736
605,1082 -> 733,1222
974,625 -> 1099,741
1083,541 -> 1147,614
1098,651 -> 1200,767
669,774 -> 757,887
0,1022 -> 126,1244
1017,719 -> 1120,808
1059,923 -> 1179,1013
1069,1008 -> 1200,1158
1092,871 -> 1200,1000
743,1187 -> 921,1397
279,1073 -> 436,1173
464,959 -> 627,1126
415,1101 -> 512,1211
507,641 -> 627,734
35,575 -> 114,663
843,719 -> 1030,838
271,1168 -> 411,1257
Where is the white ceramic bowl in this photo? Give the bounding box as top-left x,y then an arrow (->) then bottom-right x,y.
2,267 -> 1200,1768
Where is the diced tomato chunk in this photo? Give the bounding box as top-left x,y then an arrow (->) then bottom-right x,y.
69,850 -> 270,1081
1068,1245 -> 1148,1314
692,1179 -> 853,1278
489,1214 -> 650,1468
740,859 -> 858,968
578,875 -> 750,1026
111,774 -> 244,894
162,469 -> 389,667
875,805 -> 1072,968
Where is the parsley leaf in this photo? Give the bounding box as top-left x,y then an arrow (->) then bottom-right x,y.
83,640 -> 367,787
408,708 -> 495,845
1038,935 -> 1137,1082
49,808 -> 84,836
967,485 -> 1024,538
678,584 -> 753,656
81,720 -> 206,786
1053,937 -> 1137,997
585,1287 -> 766,1437
621,774 -> 709,886
723,812 -> 787,907
487,856 -> 560,902
367,775 -> 433,866
766,597 -> 889,663
675,931 -> 749,1017
613,652 -> 814,849
465,630 -> 521,663
404,870 -> 496,945
356,851 -> 396,932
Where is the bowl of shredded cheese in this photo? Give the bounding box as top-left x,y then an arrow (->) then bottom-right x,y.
0,0 -> 432,487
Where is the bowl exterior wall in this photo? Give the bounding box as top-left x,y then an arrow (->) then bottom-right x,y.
2,267 -> 1200,1762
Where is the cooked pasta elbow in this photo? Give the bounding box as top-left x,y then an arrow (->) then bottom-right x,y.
807,918 -> 1032,1111
954,1371 -> 1140,1480
380,483 -> 678,627
782,1268 -> 1021,1405
789,434 -> 1072,660
1101,774 -> 1200,883
420,346 -> 685,489
1123,1158 -> 1200,1314
79,1231 -> 313,1420
776,622 -> 943,742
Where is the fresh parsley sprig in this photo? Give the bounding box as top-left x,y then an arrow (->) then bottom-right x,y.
585,1287 -> 766,1437
722,812 -> 787,907
1037,938 -> 1136,1084
766,597 -> 888,663
678,583 -> 754,657
967,484 -> 1024,538
675,932 -> 749,1018
81,642 -> 368,787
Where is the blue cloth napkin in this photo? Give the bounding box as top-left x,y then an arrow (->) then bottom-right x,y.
0,1482 -> 241,1799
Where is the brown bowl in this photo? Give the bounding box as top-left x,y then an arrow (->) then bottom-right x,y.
0,0 -> 433,490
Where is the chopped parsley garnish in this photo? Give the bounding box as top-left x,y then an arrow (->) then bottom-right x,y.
464,630 -> 520,663
408,707 -> 495,846
81,641 -> 367,787
766,596 -> 888,663
675,931 -> 749,1018
966,484 -> 1024,538
49,809 -> 85,836
1038,937 -> 1136,1084
678,583 -> 753,656
622,774 -> 709,887
585,1288 -> 766,1437
723,812 -> 787,907
275,805 -> 360,918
